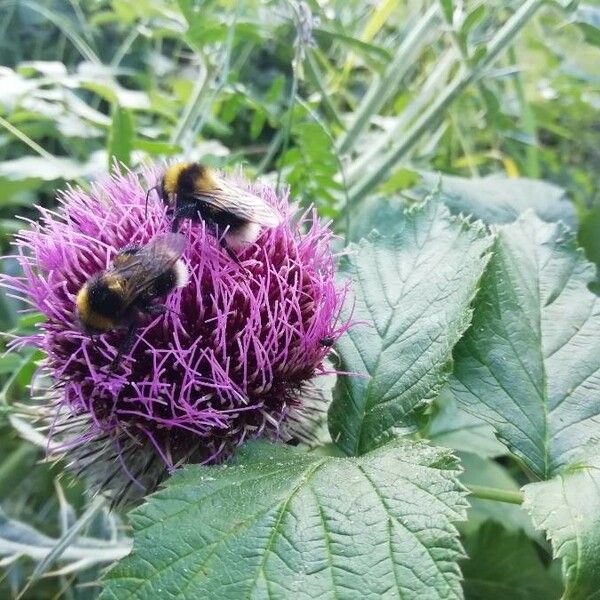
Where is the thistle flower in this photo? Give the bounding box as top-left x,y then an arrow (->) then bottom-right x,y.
3,166 -> 349,502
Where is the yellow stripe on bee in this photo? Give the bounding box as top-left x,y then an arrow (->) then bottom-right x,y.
163,163 -> 192,195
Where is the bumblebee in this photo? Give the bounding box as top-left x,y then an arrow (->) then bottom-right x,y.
76,233 -> 189,368
146,163 -> 281,262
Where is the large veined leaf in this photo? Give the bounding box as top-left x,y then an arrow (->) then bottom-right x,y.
429,388 -> 506,459
418,172 -> 576,228
329,201 -> 492,456
101,440 -> 468,600
451,213 -> 600,479
523,452 -> 600,600
346,194 -> 407,242
461,521 -> 562,600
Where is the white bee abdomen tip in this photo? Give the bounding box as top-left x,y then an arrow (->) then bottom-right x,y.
227,222 -> 262,246
174,259 -> 189,288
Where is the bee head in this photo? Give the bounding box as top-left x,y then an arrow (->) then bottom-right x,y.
162,163 -> 191,200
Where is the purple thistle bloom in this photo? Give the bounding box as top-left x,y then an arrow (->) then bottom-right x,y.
3,166 -> 349,502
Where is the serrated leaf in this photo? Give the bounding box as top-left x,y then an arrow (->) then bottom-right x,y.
329,201 -> 493,456
417,172 -> 577,228
451,212 -> 600,479
347,194 -> 408,242
429,388 -> 507,459
523,453 -> 600,599
101,440 -> 468,600
462,521 -> 562,599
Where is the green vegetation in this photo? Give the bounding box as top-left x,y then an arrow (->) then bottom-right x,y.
2,1 -> 600,598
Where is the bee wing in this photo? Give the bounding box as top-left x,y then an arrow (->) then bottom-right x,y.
196,177 -> 282,228
110,233 -> 186,306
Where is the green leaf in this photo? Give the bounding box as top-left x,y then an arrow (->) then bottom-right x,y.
578,203 -> 600,276
329,201 -> 493,456
417,172 -> 577,229
572,5 -> 600,47
458,5 -> 486,53
101,440 -> 468,600
429,388 -> 507,459
108,105 -> 134,169
523,452 -> 600,599
313,28 -> 392,62
439,0 -> 454,25
451,212 -> 600,479
461,521 -> 562,599
0,504 -> 130,566
346,194 -> 408,242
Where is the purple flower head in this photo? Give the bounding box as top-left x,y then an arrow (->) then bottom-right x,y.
4,165 -> 349,502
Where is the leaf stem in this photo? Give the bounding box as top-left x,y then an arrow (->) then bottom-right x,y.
467,484 -> 524,505
348,0 -> 545,204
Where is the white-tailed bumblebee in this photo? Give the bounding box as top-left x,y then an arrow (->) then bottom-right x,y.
76,233 -> 189,368
146,163 -> 282,262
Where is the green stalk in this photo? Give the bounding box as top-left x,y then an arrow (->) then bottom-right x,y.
305,50 -> 343,128
0,444 -> 37,499
508,46 -> 540,178
0,115 -> 57,161
170,60 -> 208,146
110,26 -> 141,69
467,484 -> 524,505
14,0 -> 101,64
192,9 -> 238,139
346,50 -> 456,184
348,0 -> 546,205
336,4 -> 441,155
256,130 -> 283,175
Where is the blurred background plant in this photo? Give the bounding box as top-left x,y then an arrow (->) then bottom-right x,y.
1,0 -> 599,597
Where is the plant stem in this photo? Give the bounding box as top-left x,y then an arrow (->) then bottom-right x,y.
345,49 -> 456,184
305,50 -> 343,128
467,484 -> 524,505
508,45 -> 540,178
170,59 -> 208,147
0,443 -> 37,498
348,0 -> 545,204
0,115 -> 57,161
336,4 -> 441,155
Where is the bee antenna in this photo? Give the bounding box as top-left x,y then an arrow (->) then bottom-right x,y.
144,185 -> 159,219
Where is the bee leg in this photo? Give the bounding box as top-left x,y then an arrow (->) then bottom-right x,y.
145,303 -> 166,316
107,323 -> 138,374
145,303 -> 182,319
220,238 -> 243,266
213,232 -> 251,275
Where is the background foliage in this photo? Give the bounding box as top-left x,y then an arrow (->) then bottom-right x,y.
2,0 -> 600,598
